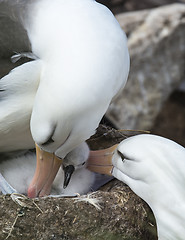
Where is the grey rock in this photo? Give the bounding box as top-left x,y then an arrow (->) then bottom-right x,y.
106,4 -> 185,130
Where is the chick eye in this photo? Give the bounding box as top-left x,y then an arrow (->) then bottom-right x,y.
117,150 -> 125,162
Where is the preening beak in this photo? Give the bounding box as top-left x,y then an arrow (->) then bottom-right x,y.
27,144 -> 63,198
87,144 -> 118,176
63,165 -> 75,189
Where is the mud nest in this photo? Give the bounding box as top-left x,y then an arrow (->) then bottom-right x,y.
0,125 -> 157,240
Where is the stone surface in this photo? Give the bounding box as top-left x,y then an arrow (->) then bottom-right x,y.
106,4 -> 185,130
98,0 -> 185,14
151,90 -> 185,147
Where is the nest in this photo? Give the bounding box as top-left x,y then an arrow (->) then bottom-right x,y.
0,125 -> 157,240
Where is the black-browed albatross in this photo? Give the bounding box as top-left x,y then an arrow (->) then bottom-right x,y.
87,134 -> 185,239
0,0 -> 130,197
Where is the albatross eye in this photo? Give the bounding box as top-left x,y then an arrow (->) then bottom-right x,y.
117,150 -> 125,162
81,162 -> 85,166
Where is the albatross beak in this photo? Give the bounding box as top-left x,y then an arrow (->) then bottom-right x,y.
87,144 -> 118,176
27,144 -> 63,198
63,165 -> 75,189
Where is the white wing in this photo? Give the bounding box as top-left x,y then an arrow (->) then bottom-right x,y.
0,0 -> 41,152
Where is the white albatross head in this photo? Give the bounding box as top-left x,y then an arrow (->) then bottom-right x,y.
0,0 -> 129,198
25,0 -> 129,198
87,134 -> 185,239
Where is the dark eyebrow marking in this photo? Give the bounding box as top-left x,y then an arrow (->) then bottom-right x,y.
118,150 -> 133,162
42,137 -> 54,146
117,150 -> 125,162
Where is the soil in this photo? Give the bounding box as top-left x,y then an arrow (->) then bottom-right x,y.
0,1 -> 184,239
0,126 -> 157,240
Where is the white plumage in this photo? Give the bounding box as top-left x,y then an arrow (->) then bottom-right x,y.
0,0 -> 129,156
112,134 -> 185,240
0,0 -> 129,197
0,142 -> 95,195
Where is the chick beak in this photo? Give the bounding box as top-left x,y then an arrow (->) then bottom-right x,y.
63,165 -> 75,189
27,144 -> 63,198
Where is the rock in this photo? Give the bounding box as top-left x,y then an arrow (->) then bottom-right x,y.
151,90 -> 185,147
98,0 -> 185,14
106,4 -> 185,130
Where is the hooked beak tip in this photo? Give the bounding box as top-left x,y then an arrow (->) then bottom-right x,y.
63,165 -> 75,189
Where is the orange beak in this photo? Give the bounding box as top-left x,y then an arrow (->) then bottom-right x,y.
87,144 -> 118,176
27,144 -> 63,198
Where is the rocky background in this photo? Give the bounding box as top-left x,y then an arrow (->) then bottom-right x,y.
0,1 -> 184,239
99,0 -> 185,13
98,0 -> 185,147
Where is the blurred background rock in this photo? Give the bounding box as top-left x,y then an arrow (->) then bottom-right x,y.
98,0 -> 185,13
98,0 -> 185,147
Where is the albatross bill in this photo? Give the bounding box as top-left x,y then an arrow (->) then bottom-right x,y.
0,0 -> 130,198
87,134 -> 185,239
27,144 -> 63,198
87,144 -> 118,176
